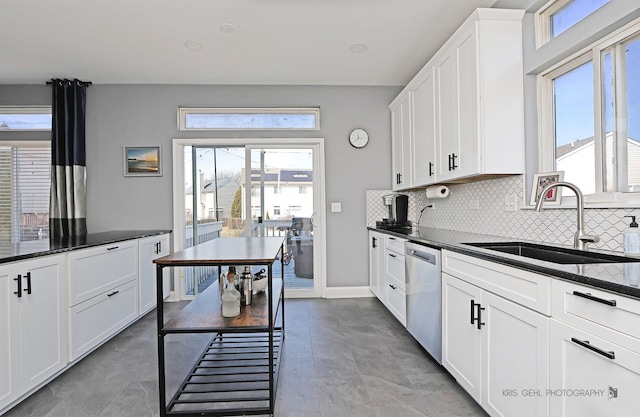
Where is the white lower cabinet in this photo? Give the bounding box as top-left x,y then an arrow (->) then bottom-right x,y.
138,233 -> 171,315
69,280 -> 138,360
368,231 -> 384,298
0,255 -> 67,412
67,240 -> 140,361
549,319 -> 640,417
549,279 -> 640,417
368,232 -> 407,326
442,250 -> 550,417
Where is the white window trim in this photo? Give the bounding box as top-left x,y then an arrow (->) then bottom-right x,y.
535,0 -> 611,48
177,107 -> 320,131
536,15 -> 640,207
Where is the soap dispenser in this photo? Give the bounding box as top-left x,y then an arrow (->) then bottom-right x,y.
623,215 -> 640,257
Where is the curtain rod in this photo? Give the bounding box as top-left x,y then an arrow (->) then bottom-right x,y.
46,80 -> 92,86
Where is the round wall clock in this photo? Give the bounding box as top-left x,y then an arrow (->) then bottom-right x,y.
349,128 -> 369,149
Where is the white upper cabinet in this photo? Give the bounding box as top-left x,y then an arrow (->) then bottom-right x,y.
390,8 -> 525,189
390,91 -> 412,190
411,67 -> 437,186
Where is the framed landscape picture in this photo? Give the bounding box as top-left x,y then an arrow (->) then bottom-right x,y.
123,146 -> 162,177
530,171 -> 564,206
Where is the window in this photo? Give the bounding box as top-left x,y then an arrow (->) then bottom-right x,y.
274,206 -> 281,216
178,108 -> 320,131
539,18 -> 640,197
273,185 -> 280,194
0,142 -> 51,243
0,106 -> 51,131
299,186 -> 307,194
536,0 -> 609,46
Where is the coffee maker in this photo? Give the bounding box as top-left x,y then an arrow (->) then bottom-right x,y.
376,194 -> 411,232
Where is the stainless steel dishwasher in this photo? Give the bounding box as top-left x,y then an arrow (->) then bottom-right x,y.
405,241 -> 442,364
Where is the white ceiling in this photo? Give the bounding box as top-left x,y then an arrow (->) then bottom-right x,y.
0,0 -> 500,86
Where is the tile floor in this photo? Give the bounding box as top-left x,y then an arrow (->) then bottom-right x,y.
3,298 -> 487,417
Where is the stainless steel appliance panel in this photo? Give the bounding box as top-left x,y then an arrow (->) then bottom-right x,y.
405,241 -> 442,364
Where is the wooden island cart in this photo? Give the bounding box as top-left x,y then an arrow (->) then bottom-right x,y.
154,237 -> 285,416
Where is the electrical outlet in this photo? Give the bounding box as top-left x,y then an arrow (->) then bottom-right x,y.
504,194 -> 518,212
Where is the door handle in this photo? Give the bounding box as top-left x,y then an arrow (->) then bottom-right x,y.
429,162 -> 434,176
23,272 -> 31,295
107,290 -> 120,297
470,300 -> 485,329
14,275 -> 22,298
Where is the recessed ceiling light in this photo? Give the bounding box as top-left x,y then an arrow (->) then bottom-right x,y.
219,23 -> 236,33
349,43 -> 368,54
184,41 -> 204,51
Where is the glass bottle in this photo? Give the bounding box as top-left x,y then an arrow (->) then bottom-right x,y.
221,271 -> 240,318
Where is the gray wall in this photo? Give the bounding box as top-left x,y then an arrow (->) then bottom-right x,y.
0,84 -> 401,288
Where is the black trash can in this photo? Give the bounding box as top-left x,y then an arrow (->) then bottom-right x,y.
290,217 -> 313,278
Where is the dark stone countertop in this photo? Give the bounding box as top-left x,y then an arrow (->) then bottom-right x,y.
0,230 -> 171,264
368,226 -> 640,300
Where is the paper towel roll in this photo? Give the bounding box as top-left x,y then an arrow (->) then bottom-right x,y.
425,185 -> 450,199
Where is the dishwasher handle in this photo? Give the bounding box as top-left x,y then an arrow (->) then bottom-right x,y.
406,248 -> 437,265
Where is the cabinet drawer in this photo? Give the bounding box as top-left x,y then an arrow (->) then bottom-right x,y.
552,280 -> 640,352
384,249 -> 405,291
442,250 -> 551,315
68,280 -> 138,361
385,235 -> 406,254
387,284 -> 406,327
550,319 -> 640,416
68,240 -> 138,306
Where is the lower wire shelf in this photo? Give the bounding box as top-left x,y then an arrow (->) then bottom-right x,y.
166,331 -> 283,416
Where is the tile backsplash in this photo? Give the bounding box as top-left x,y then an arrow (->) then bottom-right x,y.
366,175 -> 638,252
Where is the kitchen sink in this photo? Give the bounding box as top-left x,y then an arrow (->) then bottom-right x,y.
464,241 -> 636,264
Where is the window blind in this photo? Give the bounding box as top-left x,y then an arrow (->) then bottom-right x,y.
0,145 -> 51,243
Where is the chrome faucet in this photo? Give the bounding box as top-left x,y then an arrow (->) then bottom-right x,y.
534,181 -> 600,250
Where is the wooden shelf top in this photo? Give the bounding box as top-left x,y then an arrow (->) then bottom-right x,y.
163,277 -> 283,331
154,236 -> 285,266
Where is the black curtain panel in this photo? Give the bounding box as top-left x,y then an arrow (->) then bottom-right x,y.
49,79 -> 90,238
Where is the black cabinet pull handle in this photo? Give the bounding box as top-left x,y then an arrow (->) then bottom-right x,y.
389,253 -> 397,258
107,290 -> 120,297
372,237 -> 377,248
470,300 -> 485,329
451,153 -> 458,170
572,291 -> 617,307
389,284 -> 397,290
158,241 -> 162,253
448,154 -> 453,171
107,246 -> 119,251
470,300 -> 476,325
398,173 -> 402,184
23,272 -> 31,295
14,275 -> 22,298
571,338 -> 615,360
429,162 -> 434,176
477,304 -> 485,329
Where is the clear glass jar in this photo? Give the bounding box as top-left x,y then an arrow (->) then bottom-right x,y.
221,274 -> 240,317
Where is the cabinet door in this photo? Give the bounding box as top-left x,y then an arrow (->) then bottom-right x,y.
368,231 -> 382,299
19,255 -> 67,393
453,26 -> 479,179
550,320 -> 640,417
435,50 -> 458,181
482,291 -> 549,417
411,68 -> 437,186
442,273 -> 482,402
0,263 -> 20,410
391,93 -> 411,190
139,234 -> 170,315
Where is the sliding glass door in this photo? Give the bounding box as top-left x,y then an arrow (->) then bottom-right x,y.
246,146 -> 320,296
175,139 -> 324,299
